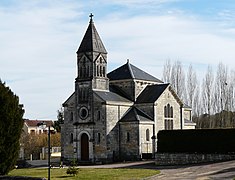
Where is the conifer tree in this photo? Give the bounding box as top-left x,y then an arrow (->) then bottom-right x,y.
0,80 -> 24,175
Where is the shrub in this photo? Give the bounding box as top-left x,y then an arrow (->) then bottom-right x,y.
66,166 -> 79,176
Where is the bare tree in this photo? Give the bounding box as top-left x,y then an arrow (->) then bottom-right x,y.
186,64 -> 198,107
214,63 -> 228,127
170,61 -> 185,101
201,65 -> 214,127
162,59 -> 171,83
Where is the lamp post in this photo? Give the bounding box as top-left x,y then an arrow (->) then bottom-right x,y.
73,122 -> 79,162
37,122 -> 51,180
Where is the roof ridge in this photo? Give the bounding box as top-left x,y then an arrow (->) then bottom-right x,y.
134,106 -> 153,120
127,61 -> 135,78
133,108 -> 140,121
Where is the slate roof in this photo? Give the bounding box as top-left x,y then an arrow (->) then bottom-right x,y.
77,18 -> 107,54
108,61 -> 162,83
94,90 -> 131,103
136,83 -> 169,103
109,85 -> 131,100
120,107 -> 153,122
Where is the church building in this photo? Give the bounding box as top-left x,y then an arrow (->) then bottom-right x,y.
61,14 -> 196,163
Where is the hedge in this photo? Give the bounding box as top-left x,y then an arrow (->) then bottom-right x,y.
157,129 -> 235,154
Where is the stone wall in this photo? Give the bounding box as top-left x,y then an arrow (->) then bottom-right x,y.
155,153 -> 235,165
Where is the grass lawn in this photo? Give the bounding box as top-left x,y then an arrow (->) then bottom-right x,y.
9,168 -> 160,180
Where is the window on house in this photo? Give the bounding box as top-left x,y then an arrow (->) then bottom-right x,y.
146,129 -> 150,141
127,132 -> 130,142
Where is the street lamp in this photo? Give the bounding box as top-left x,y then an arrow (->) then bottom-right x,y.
37,122 -> 51,180
73,122 -> 79,162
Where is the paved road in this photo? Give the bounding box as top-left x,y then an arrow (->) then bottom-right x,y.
147,160 -> 235,180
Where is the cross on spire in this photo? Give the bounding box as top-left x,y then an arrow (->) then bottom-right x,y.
89,13 -> 94,23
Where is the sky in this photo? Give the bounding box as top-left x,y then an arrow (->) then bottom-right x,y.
1,0 -> 235,120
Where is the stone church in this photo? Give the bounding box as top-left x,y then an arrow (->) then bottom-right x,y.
61,15 -> 196,163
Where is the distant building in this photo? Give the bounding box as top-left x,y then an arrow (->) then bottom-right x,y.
61,15 -> 196,163
23,119 -> 55,134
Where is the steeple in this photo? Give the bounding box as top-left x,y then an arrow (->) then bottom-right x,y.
77,13 -> 107,54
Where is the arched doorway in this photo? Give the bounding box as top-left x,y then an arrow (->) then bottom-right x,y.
81,133 -> 89,160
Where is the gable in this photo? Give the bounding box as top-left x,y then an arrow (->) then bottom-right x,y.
63,92 -> 75,107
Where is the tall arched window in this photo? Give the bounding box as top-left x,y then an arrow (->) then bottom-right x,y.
164,104 -> 174,130
97,111 -> 101,121
127,132 -> 130,142
103,66 -> 106,77
100,66 -> 102,77
70,112 -> 73,121
170,106 -> 173,118
146,129 -> 150,141
70,133 -> 73,144
97,133 -> 101,144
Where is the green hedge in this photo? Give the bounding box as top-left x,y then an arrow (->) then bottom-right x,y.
157,129 -> 235,153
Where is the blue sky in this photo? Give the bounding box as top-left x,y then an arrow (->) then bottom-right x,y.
1,0 -> 235,119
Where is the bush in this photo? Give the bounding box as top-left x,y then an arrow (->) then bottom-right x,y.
66,166 -> 79,176
66,159 -> 78,176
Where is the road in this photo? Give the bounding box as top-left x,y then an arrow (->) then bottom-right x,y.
148,160 -> 235,180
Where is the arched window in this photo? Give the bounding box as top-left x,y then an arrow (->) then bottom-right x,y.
146,129 -> 150,141
164,104 -> 173,130
70,112 -> 73,121
97,133 -> 101,144
97,111 -> 101,121
167,104 -> 170,118
100,66 -> 102,77
86,65 -> 90,77
164,106 -> 167,117
170,106 -> 173,118
70,133 -> 73,144
127,132 -> 130,142
103,66 -> 106,77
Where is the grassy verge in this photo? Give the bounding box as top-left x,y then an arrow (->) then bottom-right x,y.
9,168 -> 160,180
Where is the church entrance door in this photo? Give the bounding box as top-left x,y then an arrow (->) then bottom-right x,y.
81,133 -> 89,160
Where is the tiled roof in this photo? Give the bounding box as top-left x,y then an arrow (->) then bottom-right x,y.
120,107 -> 153,122
94,90 -> 131,103
108,61 -> 162,82
77,19 -> 107,54
24,119 -> 54,127
136,83 -> 169,103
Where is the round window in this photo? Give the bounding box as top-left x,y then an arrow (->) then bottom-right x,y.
79,107 -> 88,119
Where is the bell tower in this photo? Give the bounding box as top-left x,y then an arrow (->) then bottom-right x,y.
75,14 -> 108,123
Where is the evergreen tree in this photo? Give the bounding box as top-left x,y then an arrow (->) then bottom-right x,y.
53,107 -> 64,132
0,80 -> 24,175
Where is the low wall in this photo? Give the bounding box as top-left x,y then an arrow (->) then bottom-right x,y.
155,153 -> 235,165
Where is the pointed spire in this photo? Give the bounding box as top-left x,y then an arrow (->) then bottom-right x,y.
77,14 -> 107,54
